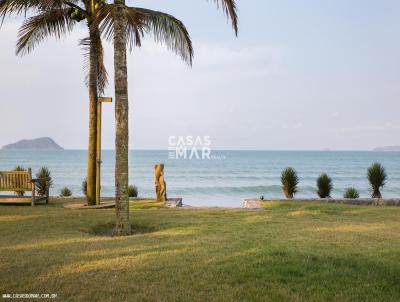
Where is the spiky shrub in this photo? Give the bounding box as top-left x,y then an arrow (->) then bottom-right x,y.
60,187 -> 72,197
316,173 -> 333,198
127,185 -> 138,198
82,179 -> 88,197
13,166 -> 26,196
281,167 -> 299,199
14,165 -> 25,171
344,187 -> 360,199
35,167 -> 53,196
367,163 -> 387,198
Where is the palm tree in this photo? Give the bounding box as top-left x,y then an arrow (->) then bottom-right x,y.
281,167 -> 299,199
111,0 -> 238,235
367,162 -> 387,199
0,0 -> 194,209
316,173 -> 333,198
0,0 -> 108,205
113,0 -> 130,235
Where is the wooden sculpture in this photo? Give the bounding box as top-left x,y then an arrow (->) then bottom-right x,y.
154,164 -> 167,202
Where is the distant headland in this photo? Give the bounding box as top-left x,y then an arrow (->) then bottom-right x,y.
373,146 -> 400,152
2,137 -> 63,150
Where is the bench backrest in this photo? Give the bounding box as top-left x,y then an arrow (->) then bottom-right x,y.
0,169 -> 32,191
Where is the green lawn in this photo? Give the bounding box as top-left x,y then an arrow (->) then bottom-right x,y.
0,199 -> 399,302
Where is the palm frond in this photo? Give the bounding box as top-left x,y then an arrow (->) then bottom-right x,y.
0,0 -> 79,25
96,36 -> 108,94
1,0 -> 42,18
80,34 -> 108,94
97,4 -> 146,49
135,8 -> 193,65
211,0 -> 238,35
97,6 -> 193,65
16,7 -> 76,55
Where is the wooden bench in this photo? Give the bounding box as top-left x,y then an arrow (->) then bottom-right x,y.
0,168 -> 50,206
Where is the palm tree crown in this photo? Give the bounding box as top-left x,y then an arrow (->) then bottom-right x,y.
0,0 -> 194,79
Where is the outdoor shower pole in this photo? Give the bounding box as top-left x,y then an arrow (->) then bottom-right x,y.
96,97 -> 112,205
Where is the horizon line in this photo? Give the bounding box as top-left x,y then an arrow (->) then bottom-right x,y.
0,148 -> 395,152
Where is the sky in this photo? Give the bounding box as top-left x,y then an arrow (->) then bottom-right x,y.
0,0 -> 400,150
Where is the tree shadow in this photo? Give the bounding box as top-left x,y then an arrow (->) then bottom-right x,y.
87,221 -> 157,237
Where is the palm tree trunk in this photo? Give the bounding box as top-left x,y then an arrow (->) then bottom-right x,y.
372,188 -> 381,199
86,26 -> 99,206
114,0 -> 131,235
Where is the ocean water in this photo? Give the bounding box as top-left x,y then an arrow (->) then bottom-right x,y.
0,150 -> 399,207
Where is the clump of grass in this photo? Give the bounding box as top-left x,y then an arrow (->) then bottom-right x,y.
60,187 -> 72,197
317,173 -> 333,198
344,187 -> 360,199
82,178 -> 87,197
35,166 -> 53,196
13,166 -> 26,196
281,167 -> 299,199
367,163 -> 387,199
128,185 -> 138,198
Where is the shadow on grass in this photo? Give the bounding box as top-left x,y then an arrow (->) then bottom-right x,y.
87,221 -> 156,237
1,202 -> 400,301
267,201 -> 380,216
0,203 -> 44,207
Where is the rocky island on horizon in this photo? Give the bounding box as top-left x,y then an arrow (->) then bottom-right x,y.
373,146 -> 400,152
2,137 -> 63,150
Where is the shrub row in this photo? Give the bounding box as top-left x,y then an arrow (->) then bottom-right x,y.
280,162 -> 387,199
12,166 -> 139,198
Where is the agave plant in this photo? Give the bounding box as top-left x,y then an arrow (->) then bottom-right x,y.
367,163 -> 387,198
343,187 -> 360,199
316,173 -> 333,198
60,187 -> 72,197
281,167 -> 299,199
82,178 -> 88,197
13,165 -> 26,196
127,185 -> 138,198
35,167 -> 53,196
